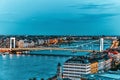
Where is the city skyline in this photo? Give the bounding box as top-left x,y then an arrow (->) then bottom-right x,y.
0,0 -> 120,35
0,0 -> 120,80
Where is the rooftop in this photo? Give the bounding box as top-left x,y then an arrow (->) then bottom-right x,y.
65,52 -> 109,64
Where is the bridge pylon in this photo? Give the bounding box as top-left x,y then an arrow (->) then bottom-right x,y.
10,37 -> 16,49
100,38 -> 104,52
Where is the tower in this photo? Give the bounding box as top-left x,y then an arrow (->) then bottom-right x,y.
57,63 -> 62,80
10,37 -> 16,49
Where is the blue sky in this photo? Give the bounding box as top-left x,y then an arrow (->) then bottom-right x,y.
0,0 -> 120,35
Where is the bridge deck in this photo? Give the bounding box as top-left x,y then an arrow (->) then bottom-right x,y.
0,47 -> 98,52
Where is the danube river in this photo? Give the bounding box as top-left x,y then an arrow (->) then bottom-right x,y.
0,52 -> 66,80
0,50 -> 90,80
0,40 -> 110,80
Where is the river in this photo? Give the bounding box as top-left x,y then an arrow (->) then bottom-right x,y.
0,40 -> 111,80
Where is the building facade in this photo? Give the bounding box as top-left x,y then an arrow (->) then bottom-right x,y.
63,52 -> 112,79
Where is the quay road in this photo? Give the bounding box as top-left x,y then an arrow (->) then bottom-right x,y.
0,47 -> 97,53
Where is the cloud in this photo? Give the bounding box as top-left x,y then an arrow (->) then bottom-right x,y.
68,3 -> 114,10
55,13 -> 119,24
78,3 -> 113,9
78,13 -> 119,20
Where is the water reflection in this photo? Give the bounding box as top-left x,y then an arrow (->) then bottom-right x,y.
9,54 -> 13,59
2,54 -> 7,60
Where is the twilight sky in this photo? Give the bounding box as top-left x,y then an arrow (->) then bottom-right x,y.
0,0 -> 120,35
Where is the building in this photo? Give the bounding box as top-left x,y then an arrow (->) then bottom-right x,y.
115,53 -> 120,62
48,38 -> 58,44
57,63 -> 62,80
110,39 -> 119,48
38,39 -> 44,45
63,52 -> 112,79
63,56 -> 92,79
108,48 -> 120,65
90,62 -> 98,74
104,58 -> 112,71
48,63 -> 62,80
17,40 -> 35,48
98,59 -> 105,72
17,40 -> 24,48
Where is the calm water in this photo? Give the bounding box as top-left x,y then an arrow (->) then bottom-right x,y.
0,53 -> 69,80
0,50 -> 90,80
0,41 -> 111,80
0,51 -> 89,80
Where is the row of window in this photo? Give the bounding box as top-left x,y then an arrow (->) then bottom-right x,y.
63,72 -> 83,75
64,63 -> 90,66
63,74 -> 81,78
63,69 -> 91,72
63,70 -> 91,73
63,72 -> 90,75
63,66 -> 90,69
63,65 -> 90,68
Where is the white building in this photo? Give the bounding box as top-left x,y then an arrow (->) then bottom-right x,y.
98,59 -> 105,72
63,57 -> 91,79
63,52 -> 112,79
17,40 -> 35,48
38,39 -> 44,45
104,58 -> 112,70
